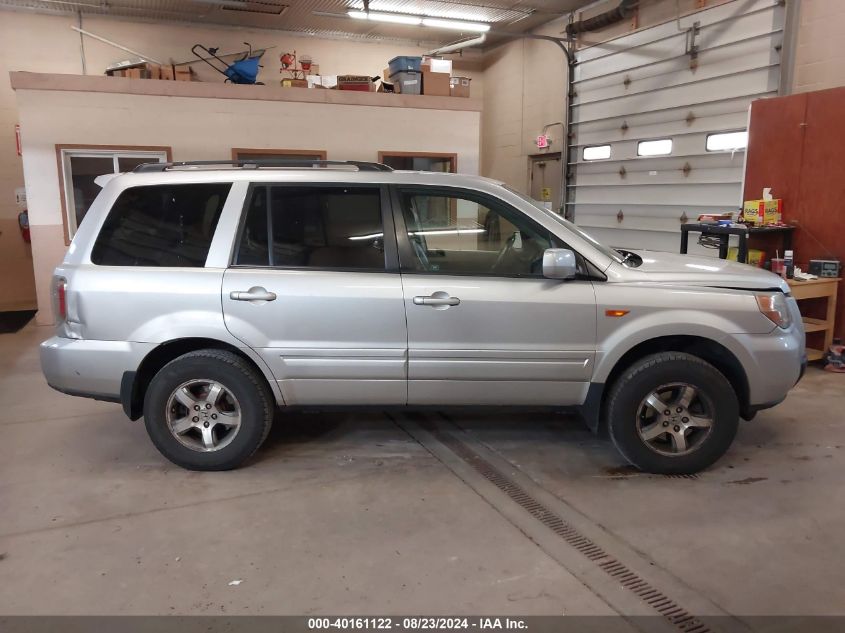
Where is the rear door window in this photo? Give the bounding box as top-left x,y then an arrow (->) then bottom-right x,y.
234,185 -> 386,270
91,183 -> 231,267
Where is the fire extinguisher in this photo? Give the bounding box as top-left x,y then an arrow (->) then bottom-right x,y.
18,209 -> 30,243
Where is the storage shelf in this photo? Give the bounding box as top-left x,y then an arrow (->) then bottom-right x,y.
806,348 -> 825,362
788,278 -> 840,363
802,317 -> 829,333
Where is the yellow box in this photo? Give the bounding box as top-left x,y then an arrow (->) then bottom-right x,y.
742,199 -> 782,225
728,247 -> 766,267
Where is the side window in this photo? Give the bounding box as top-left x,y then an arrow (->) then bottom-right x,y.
399,190 -> 553,277
91,183 -> 231,267
234,185 -> 385,270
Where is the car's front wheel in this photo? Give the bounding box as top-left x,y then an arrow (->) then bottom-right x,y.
605,352 -> 739,474
143,349 -> 273,470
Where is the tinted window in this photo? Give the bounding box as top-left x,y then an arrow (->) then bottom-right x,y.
235,186 -> 385,270
399,190 -> 553,277
91,183 -> 230,267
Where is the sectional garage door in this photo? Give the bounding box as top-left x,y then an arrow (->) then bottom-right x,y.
567,0 -> 785,254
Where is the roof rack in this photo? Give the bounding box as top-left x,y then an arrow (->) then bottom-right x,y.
133,159 -> 393,173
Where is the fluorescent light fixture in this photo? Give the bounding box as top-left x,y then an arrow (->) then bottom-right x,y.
410,228 -> 486,237
347,10 -> 422,24
637,138 -> 673,157
583,145 -> 611,161
347,10 -> 490,31
421,17 -> 490,32
348,232 -> 385,241
706,130 -> 748,151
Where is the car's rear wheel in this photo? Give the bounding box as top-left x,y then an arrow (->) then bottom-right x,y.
605,352 -> 739,474
143,349 -> 273,470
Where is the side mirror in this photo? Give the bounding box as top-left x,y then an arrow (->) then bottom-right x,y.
542,248 -> 577,280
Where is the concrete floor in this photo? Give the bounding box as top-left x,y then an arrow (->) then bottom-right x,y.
1,324 -> 843,619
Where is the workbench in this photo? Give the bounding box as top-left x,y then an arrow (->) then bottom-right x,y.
680,223 -> 794,263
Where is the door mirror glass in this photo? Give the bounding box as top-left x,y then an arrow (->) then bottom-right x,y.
542,248 -> 577,280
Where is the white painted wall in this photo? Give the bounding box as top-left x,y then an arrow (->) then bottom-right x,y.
14,85 -> 481,323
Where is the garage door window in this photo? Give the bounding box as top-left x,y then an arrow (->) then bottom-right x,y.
637,139 -> 673,157
583,145 -> 612,161
234,185 -> 386,271
706,131 -> 748,152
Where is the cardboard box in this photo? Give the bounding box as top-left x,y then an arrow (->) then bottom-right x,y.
742,199 -> 782,225
307,75 -> 337,89
421,62 -> 450,96
107,62 -> 161,79
338,75 -> 373,91
174,67 -> 192,81
422,57 -> 452,74
450,76 -> 471,98
281,78 -> 308,88
728,247 -> 766,267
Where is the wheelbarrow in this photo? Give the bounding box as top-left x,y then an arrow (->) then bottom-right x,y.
191,42 -> 265,85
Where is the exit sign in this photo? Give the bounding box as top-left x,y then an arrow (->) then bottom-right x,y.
536,134 -> 551,149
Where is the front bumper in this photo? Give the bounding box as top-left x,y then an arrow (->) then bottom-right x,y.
730,324 -> 805,408
40,336 -> 154,402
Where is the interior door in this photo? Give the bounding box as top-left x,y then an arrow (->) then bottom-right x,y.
222,184 -> 407,406
529,154 -> 563,213
394,186 -> 597,406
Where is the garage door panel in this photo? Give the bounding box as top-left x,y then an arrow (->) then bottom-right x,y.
571,166 -> 743,187
573,67 -> 779,124
574,37 -> 781,106
570,182 -> 742,207
578,133 -> 746,163
569,0 -> 782,252
575,0 -> 782,67
572,152 -> 744,174
573,94 -> 760,137
574,111 -> 749,149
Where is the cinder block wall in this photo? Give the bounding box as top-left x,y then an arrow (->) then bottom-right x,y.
792,0 -> 845,93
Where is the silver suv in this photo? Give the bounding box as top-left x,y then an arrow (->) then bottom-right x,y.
41,160 -> 805,473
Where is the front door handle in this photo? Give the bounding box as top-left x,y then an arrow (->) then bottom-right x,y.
413,293 -> 460,308
230,287 -> 277,302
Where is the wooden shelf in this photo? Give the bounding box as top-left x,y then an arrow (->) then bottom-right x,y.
787,278 -> 840,362
806,348 -> 825,362
802,317 -> 829,333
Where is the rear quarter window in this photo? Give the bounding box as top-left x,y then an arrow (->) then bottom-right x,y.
91,183 -> 231,267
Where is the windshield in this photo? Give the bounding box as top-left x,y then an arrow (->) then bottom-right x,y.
502,186 -> 624,264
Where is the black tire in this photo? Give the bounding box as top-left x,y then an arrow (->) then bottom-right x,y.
143,349 -> 273,471
605,352 -> 739,474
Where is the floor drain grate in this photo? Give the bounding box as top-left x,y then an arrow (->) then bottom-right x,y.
423,421 -> 710,633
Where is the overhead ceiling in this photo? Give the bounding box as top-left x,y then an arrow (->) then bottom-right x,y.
0,0 -> 595,46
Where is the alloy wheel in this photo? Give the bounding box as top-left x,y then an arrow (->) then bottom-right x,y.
165,379 -> 242,452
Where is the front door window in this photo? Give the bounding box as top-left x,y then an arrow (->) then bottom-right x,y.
398,189 -> 553,277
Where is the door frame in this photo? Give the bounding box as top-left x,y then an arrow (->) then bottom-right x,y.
528,152 -> 563,213
378,151 -> 457,173
231,148 -> 328,161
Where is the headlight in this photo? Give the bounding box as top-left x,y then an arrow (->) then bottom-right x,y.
756,292 -> 791,329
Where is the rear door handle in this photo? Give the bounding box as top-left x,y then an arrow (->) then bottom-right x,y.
413,294 -> 460,307
230,287 -> 277,302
